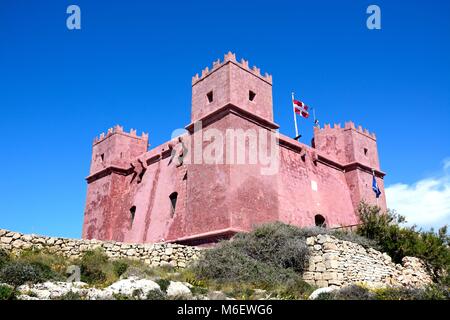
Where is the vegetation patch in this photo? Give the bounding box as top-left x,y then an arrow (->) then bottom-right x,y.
192,222 -> 314,299
356,202 -> 450,284
0,284 -> 16,300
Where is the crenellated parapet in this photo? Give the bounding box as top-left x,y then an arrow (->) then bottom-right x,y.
191,51 -> 273,86
314,121 -> 376,140
93,125 -> 149,145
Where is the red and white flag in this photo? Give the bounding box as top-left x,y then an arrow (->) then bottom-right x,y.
293,99 -> 309,118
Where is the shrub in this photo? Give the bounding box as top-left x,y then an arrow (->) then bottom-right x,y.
192,222 -> 312,298
315,292 -> 334,300
232,222 -> 310,273
146,289 -> 167,300
113,293 -> 132,300
112,260 -> 129,278
17,249 -> 68,276
333,285 -> 374,300
194,238 -> 302,285
374,287 -> 424,300
356,201 -> 450,282
0,284 -> 16,300
421,284 -> 450,300
0,261 -> 46,286
53,291 -> 83,300
156,278 -> 170,292
79,249 -> 109,284
0,248 -> 10,269
190,285 -> 208,296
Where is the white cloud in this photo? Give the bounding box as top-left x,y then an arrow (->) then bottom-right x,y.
385,159 -> 450,229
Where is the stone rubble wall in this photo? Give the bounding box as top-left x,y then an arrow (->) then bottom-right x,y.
0,229 -> 435,289
0,229 -> 201,268
303,234 -> 433,288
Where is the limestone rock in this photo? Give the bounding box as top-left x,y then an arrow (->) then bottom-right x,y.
1,237 -> 12,244
166,281 -> 192,298
309,287 -> 336,299
207,291 -> 228,300
102,277 -> 160,299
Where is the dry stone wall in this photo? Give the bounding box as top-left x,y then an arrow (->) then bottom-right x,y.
0,229 -> 201,268
303,234 -> 433,288
0,229 -> 435,289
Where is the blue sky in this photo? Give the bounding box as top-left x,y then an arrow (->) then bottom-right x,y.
0,0 -> 449,238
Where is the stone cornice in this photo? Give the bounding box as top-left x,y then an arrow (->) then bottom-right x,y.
185,103 -> 279,132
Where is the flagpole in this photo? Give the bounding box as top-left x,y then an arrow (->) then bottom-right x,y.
313,107 -> 317,127
292,92 -> 299,138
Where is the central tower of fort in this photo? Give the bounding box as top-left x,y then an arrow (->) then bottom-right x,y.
82,52 -> 386,245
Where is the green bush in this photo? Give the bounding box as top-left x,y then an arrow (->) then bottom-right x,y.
146,289 -> 167,300
333,285 -> 374,300
356,202 -> 450,282
190,285 -> 208,296
0,249 -> 10,269
315,292 -> 334,300
0,284 -> 16,300
192,222 -> 312,298
421,284 -> 450,300
17,249 -> 67,279
79,249 -> 109,284
156,278 -> 170,292
53,291 -> 83,300
112,260 -> 129,278
374,287 -> 424,300
194,237 -> 304,285
0,261 -> 47,286
232,222 -> 310,273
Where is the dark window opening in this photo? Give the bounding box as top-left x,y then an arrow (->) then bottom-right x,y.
130,206 -> 136,226
183,172 -> 187,180
364,148 -> 368,156
100,154 -> 105,162
315,214 -> 326,228
249,90 -> 256,101
169,192 -> 178,217
207,91 -> 214,103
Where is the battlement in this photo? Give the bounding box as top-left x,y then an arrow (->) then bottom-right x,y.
93,125 -> 149,145
314,121 -> 376,140
191,51 -> 272,86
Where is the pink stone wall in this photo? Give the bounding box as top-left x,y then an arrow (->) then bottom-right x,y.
277,143 -> 359,228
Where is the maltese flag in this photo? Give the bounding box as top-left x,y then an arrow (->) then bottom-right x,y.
293,99 -> 310,118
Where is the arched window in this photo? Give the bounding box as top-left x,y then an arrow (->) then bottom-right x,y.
130,206 -> 136,226
169,192 -> 178,217
315,214 -> 326,228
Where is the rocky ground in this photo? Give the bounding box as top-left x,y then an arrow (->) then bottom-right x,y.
2,277 -> 234,300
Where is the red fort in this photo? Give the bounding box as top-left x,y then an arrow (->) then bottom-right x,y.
82,52 -> 386,245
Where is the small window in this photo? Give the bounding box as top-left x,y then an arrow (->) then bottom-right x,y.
207,91 -> 213,103
130,206 -> 136,225
315,214 -> 326,228
364,148 -> 368,156
169,192 -> 178,217
100,154 -> 105,162
249,90 -> 256,101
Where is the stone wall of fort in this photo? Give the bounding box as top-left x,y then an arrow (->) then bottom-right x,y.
0,229 -> 201,268
0,229 -> 433,289
303,234 -> 433,288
